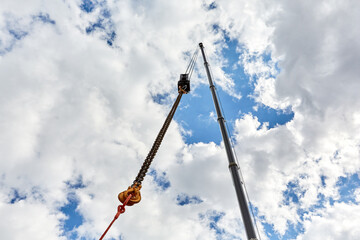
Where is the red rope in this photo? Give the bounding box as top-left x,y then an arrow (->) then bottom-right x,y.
99,194 -> 132,240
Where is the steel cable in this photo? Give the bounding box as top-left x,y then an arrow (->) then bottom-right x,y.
133,92 -> 183,186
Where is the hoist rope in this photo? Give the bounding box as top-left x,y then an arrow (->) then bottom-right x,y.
188,49 -> 199,80
99,194 -> 133,240
133,92 -> 183,186
133,47 -> 199,187
100,46 -> 196,239
185,48 -> 199,78
100,92 -> 184,239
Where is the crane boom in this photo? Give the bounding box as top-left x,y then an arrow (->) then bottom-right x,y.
199,42 -> 258,240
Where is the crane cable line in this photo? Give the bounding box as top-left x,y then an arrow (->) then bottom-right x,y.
131,47 -> 198,188
185,47 -> 199,80
100,48 -> 196,240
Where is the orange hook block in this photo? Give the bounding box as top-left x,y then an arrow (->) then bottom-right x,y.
118,185 -> 142,206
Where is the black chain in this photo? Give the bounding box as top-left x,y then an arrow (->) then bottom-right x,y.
133,92 -> 183,186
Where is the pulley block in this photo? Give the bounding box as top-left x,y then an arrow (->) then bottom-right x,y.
178,74 -> 190,93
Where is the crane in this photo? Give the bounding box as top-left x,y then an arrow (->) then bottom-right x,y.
100,43 -> 258,240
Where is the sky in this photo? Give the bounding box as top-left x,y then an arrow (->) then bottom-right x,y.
1,0 -> 360,239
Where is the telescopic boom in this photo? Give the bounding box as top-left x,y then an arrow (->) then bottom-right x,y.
199,42 -> 258,240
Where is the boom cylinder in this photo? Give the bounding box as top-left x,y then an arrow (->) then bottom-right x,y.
199,42 -> 257,240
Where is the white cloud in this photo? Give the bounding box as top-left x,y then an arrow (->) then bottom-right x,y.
0,198 -> 66,240
298,202 -> 360,240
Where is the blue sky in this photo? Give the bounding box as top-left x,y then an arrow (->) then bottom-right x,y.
1,0 -> 360,240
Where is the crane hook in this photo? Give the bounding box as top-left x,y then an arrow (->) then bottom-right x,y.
118,184 -> 142,206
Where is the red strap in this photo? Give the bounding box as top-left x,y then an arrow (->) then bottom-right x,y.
99,194 -> 132,240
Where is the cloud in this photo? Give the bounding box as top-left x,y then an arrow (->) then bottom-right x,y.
298,202 -> 360,240
0,189 -> 66,240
